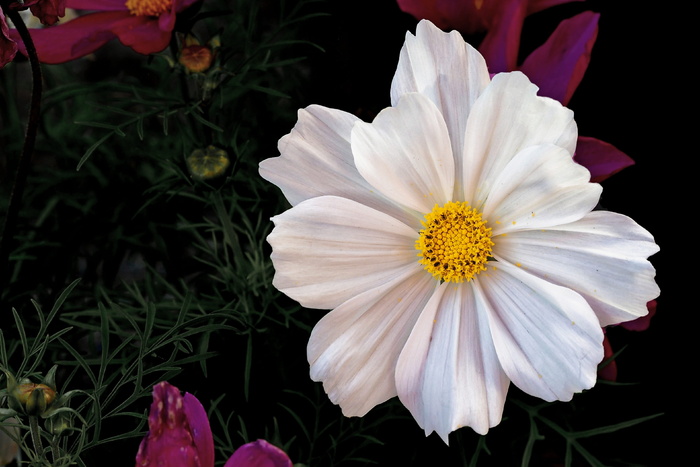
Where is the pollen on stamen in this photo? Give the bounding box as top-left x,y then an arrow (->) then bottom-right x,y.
415,201 -> 494,283
125,0 -> 172,16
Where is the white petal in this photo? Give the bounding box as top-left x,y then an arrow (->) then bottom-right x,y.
478,262 -> 604,401
268,196 -> 420,310
493,211 -> 659,326
308,270 -> 438,416
396,282 -> 509,442
352,93 -> 455,212
482,144 -> 602,233
391,19 -> 491,200
259,105 -> 422,228
462,72 -> 578,207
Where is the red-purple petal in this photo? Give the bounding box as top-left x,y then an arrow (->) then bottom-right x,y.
525,0 -> 583,14
519,11 -> 599,105
396,0 -> 491,33
477,0 -> 528,72
12,11 -> 128,64
183,393 -> 215,467
573,136 -> 635,183
67,0 -> 128,10
598,333 -> 618,381
620,300 -> 656,332
224,440 -> 293,467
109,14 -> 171,55
1,9 -> 18,69
135,382 -> 211,467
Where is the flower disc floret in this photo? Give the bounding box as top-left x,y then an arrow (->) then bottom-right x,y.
416,201 -> 493,283
125,0 -> 171,16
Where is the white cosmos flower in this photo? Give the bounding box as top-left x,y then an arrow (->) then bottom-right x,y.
259,19 -> 659,443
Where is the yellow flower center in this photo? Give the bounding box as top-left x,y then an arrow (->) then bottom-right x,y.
125,0 -> 172,16
416,201 -> 494,283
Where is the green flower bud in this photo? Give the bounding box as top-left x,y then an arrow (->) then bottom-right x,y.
186,146 -> 230,180
45,412 -> 72,437
4,366 -> 59,417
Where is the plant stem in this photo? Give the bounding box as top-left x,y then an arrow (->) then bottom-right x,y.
0,8 -> 43,303
29,415 -> 47,464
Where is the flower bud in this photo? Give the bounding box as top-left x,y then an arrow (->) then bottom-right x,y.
178,34 -> 219,74
186,146 -> 230,180
45,412 -> 72,436
4,366 -> 59,417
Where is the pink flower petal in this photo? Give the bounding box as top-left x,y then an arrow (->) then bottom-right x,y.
224,440 -> 292,467
526,0 -> 584,14
620,300 -> 656,332
13,11 -> 127,64
573,136 -> 635,183
183,393 -> 215,467
110,14 -> 171,55
1,9 -> 18,69
477,0 -> 528,72
67,0 -> 128,10
519,11 -> 599,105
136,382 -> 207,467
598,332 -> 618,381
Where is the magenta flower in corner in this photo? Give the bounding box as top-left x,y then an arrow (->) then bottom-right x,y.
136,381 -> 292,467
12,0 -> 200,64
136,381 -> 215,466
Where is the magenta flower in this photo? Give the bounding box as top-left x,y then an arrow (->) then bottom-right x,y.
1,8 -> 16,68
13,0 -> 200,64
136,381 -> 292,467
1,0 -> 65,68
135,381 -> 215,466
397,0 -> 582,72
224,440 -> 293,467
397,0 -> 635,182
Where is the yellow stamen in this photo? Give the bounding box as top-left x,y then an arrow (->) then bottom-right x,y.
416,201 -> 494,283
125,0 -> 171,17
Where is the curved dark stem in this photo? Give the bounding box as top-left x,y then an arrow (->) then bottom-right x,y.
0,9 -> 43,304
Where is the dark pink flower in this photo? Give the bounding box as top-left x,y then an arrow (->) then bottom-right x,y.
397,0 -> 635,183
224,440 -> 293,467
397,0 -> 582,71
1,0 -> 65,68
13,0 -> 200,64
1,8 -> 17,68
136,381 -> 293,467
135,381 -> 214,467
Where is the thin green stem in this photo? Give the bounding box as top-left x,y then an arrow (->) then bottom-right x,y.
28,415 -> 47,464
